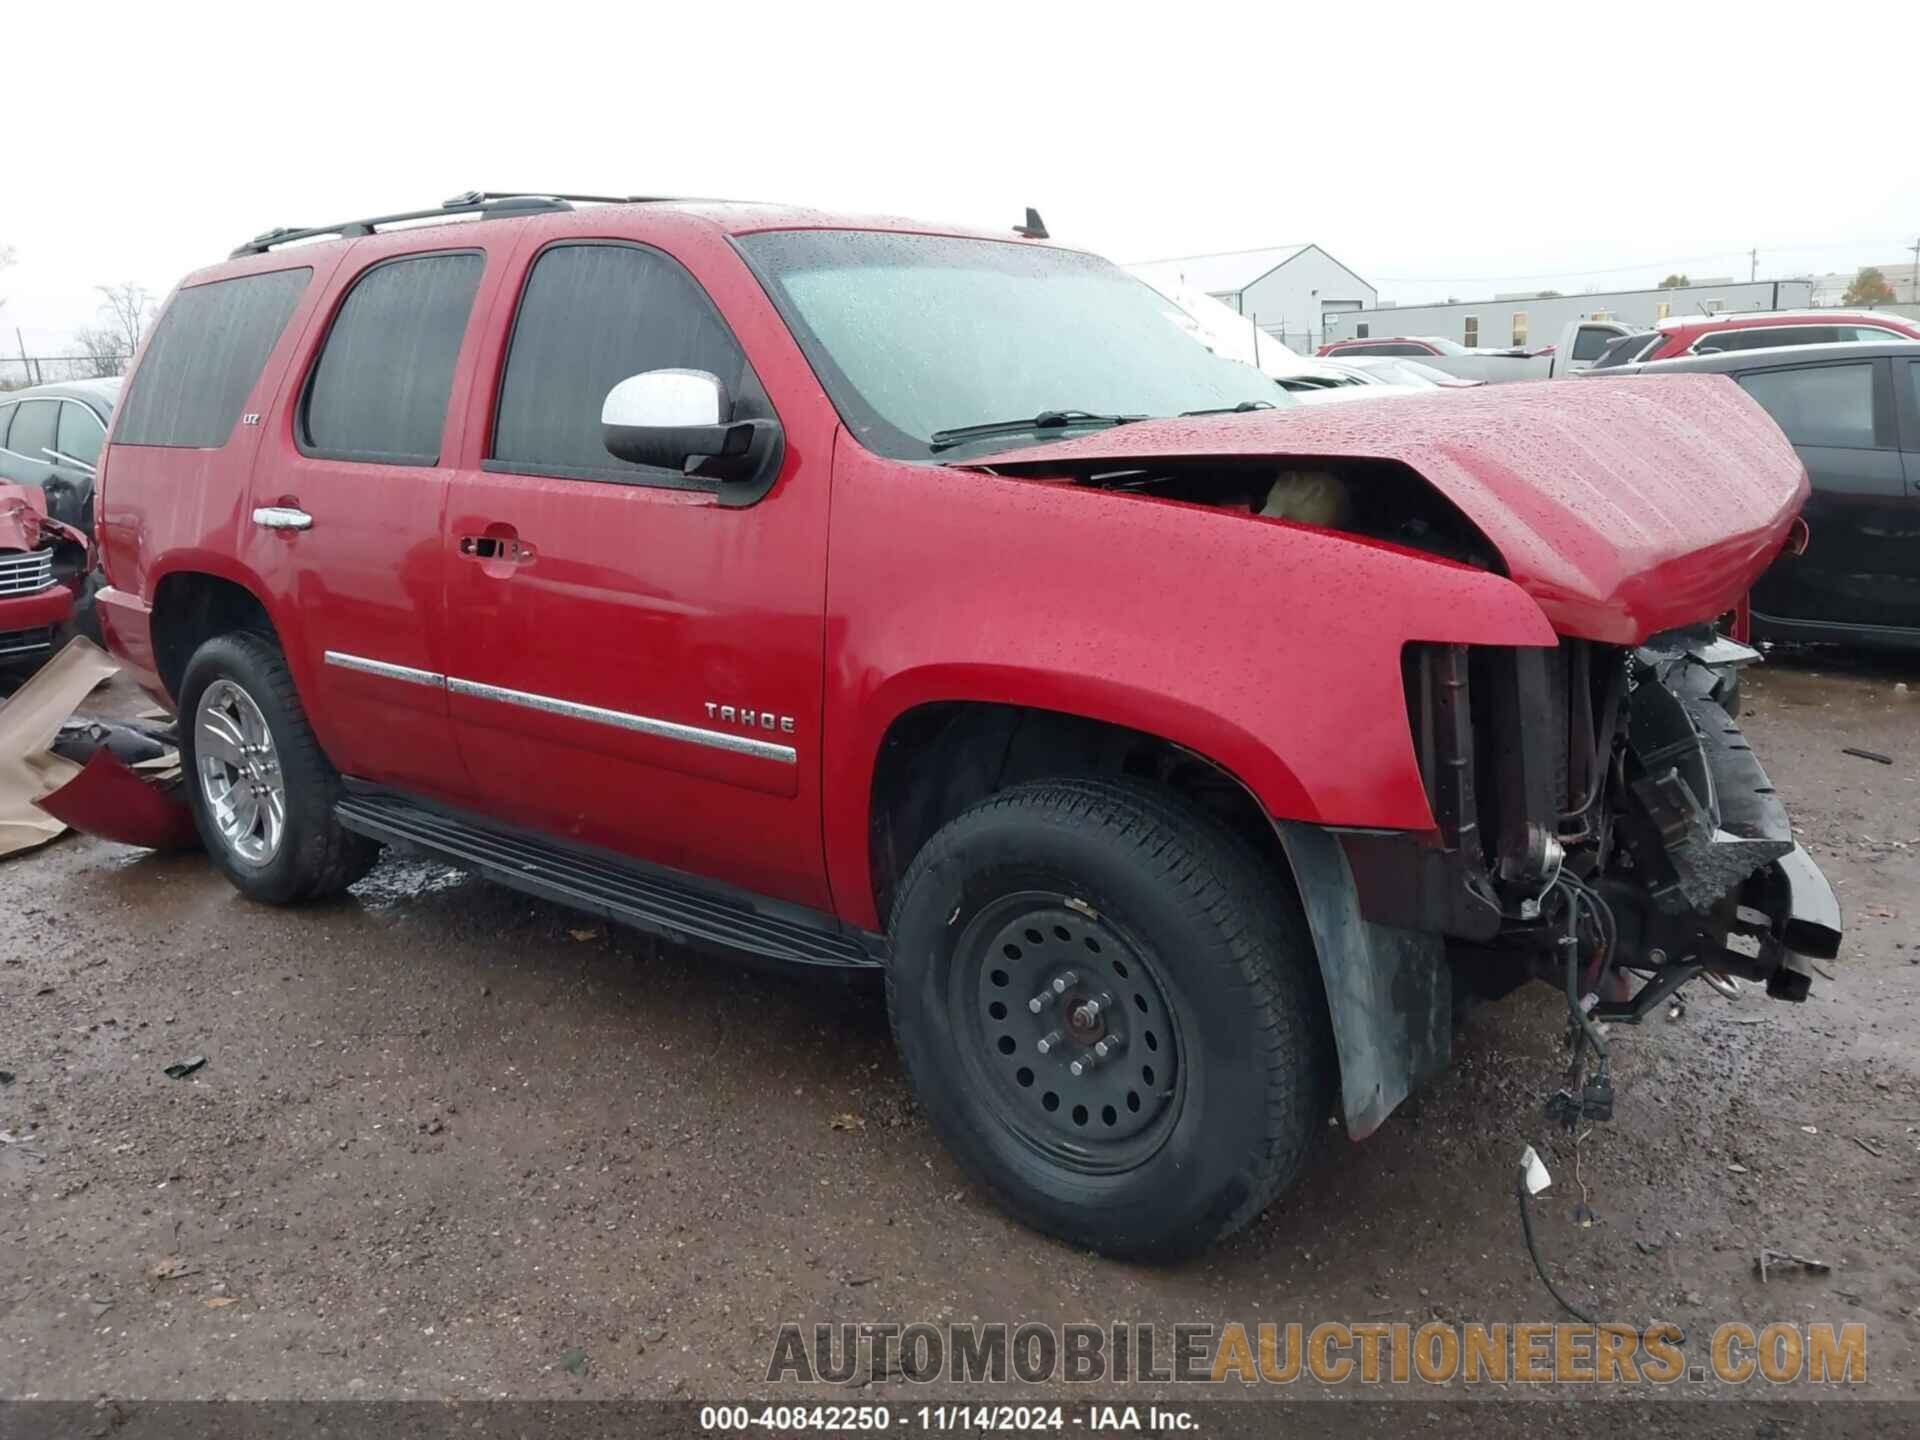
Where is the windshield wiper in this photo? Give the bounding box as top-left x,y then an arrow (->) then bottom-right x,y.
1179,400 -> 1278,416
927,409 -> 1144,452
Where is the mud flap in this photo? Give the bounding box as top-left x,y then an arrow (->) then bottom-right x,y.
1272,819 -> 1450,1139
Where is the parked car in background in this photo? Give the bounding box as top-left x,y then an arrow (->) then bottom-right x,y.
1589,311 -> 1920,371
1338,355 -> 1485,389
0,378 -> 119,536
0,379 -> 113,663
1130,270 -> 1423,405
0,483 -> 90,670
1587,340 -> 1920,649
1317,336 -> 1465,359
1320,321 -> 1635,383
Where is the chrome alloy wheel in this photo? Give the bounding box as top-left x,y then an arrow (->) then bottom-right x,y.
194,678 -> 286,865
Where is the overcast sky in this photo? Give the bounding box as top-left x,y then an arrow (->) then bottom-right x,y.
4,0 -> 1915,353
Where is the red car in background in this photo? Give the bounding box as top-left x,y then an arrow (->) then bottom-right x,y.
0,484 -> 89,671
1316,336 -> 1465,358
1593,310 -> 1920,368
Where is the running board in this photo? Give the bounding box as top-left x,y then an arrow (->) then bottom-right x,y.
334,788 -> 884,970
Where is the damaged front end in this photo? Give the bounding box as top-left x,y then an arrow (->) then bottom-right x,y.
0,483 -> 91,670
1340,627 -> 1841,1127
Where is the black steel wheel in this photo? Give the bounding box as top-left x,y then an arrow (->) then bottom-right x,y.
888,778 -> 1333,1260
955,896 -> 1183,1173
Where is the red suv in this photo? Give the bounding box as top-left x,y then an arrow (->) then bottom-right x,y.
1594,310 -> 1920,368
94,192 -> 1841,1258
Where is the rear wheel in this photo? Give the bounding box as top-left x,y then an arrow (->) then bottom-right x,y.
179,631 -> 378,903
887,778 -> 1332,1259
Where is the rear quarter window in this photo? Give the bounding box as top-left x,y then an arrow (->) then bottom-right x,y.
115,268 -> 312,448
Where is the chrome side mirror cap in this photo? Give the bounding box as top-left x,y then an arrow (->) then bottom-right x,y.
600,369 -> 782,507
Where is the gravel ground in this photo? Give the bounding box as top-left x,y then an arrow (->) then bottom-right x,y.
2,647 -> 1915,1412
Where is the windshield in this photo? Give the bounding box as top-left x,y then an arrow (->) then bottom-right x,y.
737,230 -> 1292,459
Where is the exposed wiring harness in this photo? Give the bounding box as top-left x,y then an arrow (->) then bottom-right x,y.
1516,1154 -> 1597,1324
1553,875 -> 1616,1114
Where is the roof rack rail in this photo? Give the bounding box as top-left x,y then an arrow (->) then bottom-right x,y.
228,190 -> 658,258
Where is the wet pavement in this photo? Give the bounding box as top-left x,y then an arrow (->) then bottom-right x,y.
2,649 -> 1916,1411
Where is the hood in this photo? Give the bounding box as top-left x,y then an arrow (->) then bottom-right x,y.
0,483 -> 88,556
964,375 -> 1808,644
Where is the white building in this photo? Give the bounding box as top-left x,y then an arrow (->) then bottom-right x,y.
1808,261 -> 1920,307
1323,279 -> 1815,351
1127,245 -> 1376,354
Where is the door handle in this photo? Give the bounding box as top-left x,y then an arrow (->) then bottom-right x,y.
252,506 -> 313,531
457,532 -> 534,563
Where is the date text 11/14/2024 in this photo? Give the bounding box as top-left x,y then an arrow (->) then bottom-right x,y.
699,1404 -> 1196,1432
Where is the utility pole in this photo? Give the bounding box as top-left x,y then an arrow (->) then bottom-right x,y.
1749,248 -> 1758,283
1911,237 -> 1919,303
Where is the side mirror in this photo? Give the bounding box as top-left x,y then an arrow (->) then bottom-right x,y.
601,369 -> 782,505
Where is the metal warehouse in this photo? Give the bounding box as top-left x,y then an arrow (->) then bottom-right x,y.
1128,244 -> 1377,353
1324,278 -> 1815,350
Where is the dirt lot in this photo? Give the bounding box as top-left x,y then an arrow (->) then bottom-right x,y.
2,647 -> 1916,1415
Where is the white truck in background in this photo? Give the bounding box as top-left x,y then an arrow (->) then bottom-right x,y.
1325,320 -> 1639,383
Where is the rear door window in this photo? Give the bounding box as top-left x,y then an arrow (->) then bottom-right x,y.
115,268 -> 312,447
489,242 -> 766,487
56,402 -> 106,467
300,251 -> 484,464
1737,363 -> 1878,449
4,400 -> 58,462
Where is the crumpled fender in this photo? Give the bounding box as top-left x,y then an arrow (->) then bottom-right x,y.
821,437 -> 1557,932
1,483 -> 90,559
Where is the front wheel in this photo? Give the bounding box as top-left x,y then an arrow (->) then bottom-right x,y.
178,631 -> 378,903
886,779 -> 1332,1260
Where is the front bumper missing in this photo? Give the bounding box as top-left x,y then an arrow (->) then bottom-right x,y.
1612,643 -> 1842,1004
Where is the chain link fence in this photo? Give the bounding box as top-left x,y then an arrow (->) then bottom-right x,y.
1,355 -> 129,390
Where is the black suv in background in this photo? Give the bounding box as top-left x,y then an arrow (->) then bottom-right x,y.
1588,341 -> 1920,650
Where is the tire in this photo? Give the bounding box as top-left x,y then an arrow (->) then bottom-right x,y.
886,778 -> 1333,1260
178,630 -> 379,903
